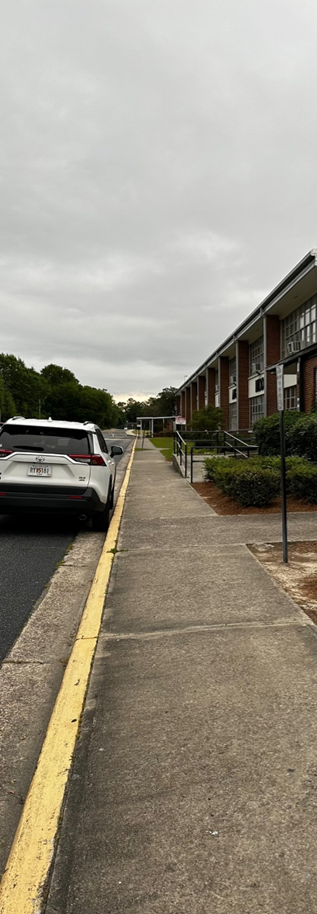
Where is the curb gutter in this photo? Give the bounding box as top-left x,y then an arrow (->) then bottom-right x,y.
0,441 -> 135,914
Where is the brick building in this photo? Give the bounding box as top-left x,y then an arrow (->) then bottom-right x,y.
175,250 -> 317,431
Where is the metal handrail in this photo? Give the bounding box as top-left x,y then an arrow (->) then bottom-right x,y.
224,431 -> 257,451
175,429 -> 258,481
189,436 -> 258,483
189,443 -> 236,483
173,431 -> 188,477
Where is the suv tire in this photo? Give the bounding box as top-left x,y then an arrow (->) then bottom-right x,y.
109,477 -> 115,509
92,499 -> 110,531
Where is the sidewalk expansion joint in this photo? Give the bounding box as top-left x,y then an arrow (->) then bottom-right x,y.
103,617 -> 311,641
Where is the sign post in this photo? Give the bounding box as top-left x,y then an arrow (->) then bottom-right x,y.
276,365 -> 288,563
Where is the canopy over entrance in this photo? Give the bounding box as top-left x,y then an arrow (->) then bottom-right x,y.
136,416 -> 185,436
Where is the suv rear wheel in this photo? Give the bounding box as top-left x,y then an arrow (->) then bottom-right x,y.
108,477 -> 115,509
92,480 -> 113,531
92,500 -> 110,531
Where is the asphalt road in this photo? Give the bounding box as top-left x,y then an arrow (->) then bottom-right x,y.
0,431 -> 131,664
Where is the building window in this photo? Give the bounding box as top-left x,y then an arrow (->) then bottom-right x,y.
229,357 -> 236,386
229,402 -> 238,430
250,395 -> 264,426
249,337 -> 264,375
284,385 -> 297,411
255,376 -> 265,393
281,295 -> 317,357
215,369 -> 219,392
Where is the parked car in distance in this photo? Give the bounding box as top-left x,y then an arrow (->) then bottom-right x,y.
0,417 -> 123,529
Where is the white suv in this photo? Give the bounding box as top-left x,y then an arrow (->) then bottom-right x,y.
0,417 -> 123,530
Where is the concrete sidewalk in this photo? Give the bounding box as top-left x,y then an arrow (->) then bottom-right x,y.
47,447 -> 317,914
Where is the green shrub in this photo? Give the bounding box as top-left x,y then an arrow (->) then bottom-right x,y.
204,454 -> 317,504
228,467 -> 280,506
286,415 -> 317,461
204,456 -> 233,484
253,412 -> 305,456
287,463 -> 317,502
204,457 -> 280,506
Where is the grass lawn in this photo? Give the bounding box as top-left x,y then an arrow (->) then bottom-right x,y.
151,437 -> 199,460
151,437 -> 174,459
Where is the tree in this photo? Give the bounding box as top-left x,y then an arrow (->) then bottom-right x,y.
111,402 -> 126,428
124,398 -> 147,423
0,376 -> 16,421
0,354 -> 47,417
190,405 -> 223,431
44,382 -> 82,421
154,387 -> 177,416
79,387 -> 115,427
41,364 -> 79,387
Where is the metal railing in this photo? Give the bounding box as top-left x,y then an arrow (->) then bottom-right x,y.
173,431 -> 188,477
174,430 -> 258,481
217,431 -> 258,459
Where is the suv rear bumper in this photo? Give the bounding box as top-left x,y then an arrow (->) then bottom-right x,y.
0,484 -> 107,517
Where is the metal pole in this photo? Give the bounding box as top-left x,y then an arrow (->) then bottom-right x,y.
280,410 -> 288,563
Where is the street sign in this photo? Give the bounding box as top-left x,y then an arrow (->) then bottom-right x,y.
175,416 -> 186,425
276,364 -> 284,412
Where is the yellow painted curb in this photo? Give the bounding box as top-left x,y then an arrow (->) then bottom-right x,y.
0,441 -> 136,914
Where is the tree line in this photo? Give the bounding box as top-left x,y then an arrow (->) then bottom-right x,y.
0,355 -> 121,428
0,354 -> 178,429
116,388 -> 177,425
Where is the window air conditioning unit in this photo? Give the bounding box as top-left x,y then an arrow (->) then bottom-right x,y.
251,362 -> 262,374
287,341 -> 300,354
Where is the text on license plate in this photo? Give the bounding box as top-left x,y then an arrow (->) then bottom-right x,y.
28,466 -> 52,477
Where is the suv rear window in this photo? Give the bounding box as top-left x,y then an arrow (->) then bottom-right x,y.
0,426 -> 90,454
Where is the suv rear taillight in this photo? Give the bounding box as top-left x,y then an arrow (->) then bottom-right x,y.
69,454 -> 105,466
0,450 -> 12,458
69,454 -> 90,463
90,454 -> 106,466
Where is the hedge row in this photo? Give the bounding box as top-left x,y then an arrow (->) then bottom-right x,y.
253,412 -> 317,460
204,455 -> 317,506
204,457 -> 280,506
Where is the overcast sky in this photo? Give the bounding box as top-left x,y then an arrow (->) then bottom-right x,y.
1,0 -> 317,400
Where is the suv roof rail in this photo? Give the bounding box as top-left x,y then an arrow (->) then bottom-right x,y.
83,420 -> 93,425
10,416 -> 25,421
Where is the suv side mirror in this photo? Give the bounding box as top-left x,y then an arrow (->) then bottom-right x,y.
110,445 -> 124,456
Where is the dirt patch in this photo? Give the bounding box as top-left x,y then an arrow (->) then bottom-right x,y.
192,481 -> 317,516
249,542 -> 317,626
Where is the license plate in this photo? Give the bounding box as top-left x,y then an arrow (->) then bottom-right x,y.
28,466 -> 52,477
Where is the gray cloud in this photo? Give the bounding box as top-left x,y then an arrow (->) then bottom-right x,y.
1,0 -> 317,398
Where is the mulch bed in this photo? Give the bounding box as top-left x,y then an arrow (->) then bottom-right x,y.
192,481 -> 317,515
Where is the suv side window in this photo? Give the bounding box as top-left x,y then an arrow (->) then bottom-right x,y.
96,430 -> 108,454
